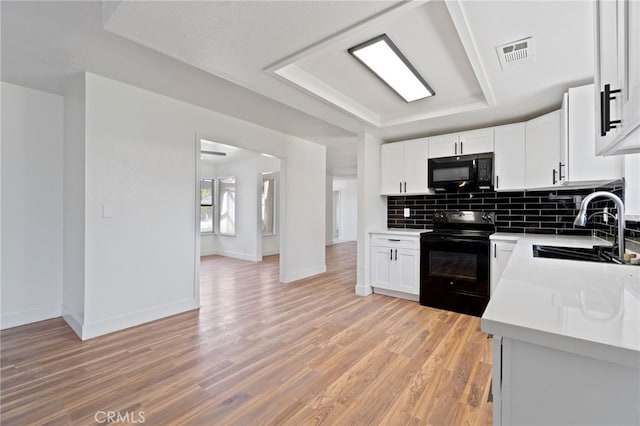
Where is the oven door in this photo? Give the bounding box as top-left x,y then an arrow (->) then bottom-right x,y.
420,235 -> 490,315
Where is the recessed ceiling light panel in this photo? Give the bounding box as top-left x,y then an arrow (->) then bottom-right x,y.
348,34 -> 434,103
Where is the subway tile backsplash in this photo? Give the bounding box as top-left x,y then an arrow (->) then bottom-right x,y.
387,181 -> 640,249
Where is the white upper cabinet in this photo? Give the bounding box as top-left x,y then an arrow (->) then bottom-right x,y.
459,128 -> 495,155
559,84 -> 622,184
428,128 -> 494,158
594,0 -> 640,155
380,143 -> 404,195
525,110 -> 561,188
380,138 -> 430,195
624,152 -> 640,221
428,133 -> 459,158
494,123 -> 526,191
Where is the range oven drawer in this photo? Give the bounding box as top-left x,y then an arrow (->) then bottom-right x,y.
421,287 -> 489,317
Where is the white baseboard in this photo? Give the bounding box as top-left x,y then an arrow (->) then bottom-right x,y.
0,304 -> 62,330
217,250 -> 260,262
283,264 -> 326,283
373,287 -> 419,302
80,299 -> 199,340
61,305 -> 84,338
201,249 -> 260,262
355,284 -> 373,297
262,248 -> 280,256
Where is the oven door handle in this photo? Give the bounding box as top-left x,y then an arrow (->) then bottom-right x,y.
427,236 -> 482,244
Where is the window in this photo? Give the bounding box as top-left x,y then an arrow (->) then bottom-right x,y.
219,177 -> 236,235
262,177 -> 276,235
200,178 -> 214,233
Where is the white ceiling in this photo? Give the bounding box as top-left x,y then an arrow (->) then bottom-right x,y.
2,1 -> 594,176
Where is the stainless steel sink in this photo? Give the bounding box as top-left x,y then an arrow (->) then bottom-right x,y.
532,245 -> 623,264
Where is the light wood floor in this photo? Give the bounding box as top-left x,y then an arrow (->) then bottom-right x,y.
1,242 -> 492,425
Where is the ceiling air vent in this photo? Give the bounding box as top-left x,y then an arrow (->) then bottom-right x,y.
496,37 -> 535,70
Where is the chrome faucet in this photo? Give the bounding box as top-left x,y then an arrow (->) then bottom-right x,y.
573,191 -> 626,259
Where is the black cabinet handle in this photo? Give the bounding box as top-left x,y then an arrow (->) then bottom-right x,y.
600,90 -> 607,136
390,249 -> 393,260
460,141 -> 463,154
552,169 -> 557,185
454,142 -> 457,155
496,175 -> 499,189
399,182 -> 402,193
394,249 -> 397,261
601,84 -> 621,136
494,243 -> 496,258
388,239 -> 401,242
558,162 -> 565,180
403,182 -> 406,193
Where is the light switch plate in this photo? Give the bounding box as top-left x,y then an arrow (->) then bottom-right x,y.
404,208 -> 410,218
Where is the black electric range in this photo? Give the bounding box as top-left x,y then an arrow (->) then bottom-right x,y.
420,211 -> 495,317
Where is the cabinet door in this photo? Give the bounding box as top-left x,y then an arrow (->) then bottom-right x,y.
371,246 -> 393,290
525,110 -> 561,188
459,127 -> 494,155
494,123 -> 525,191
380,143 -> 404,195
566,84 -> 622,181
392,248 -> 420,295
403,138 -> 429,194
624,153 -> 640,221
595,0 -> 623,152
428,133 -> 458,158
490,241 -> 516,297
621,0 -> 640,139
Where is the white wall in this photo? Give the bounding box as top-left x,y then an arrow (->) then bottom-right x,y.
333,176 -> 357,242
83,73 -> 199,338
78,73 -> 325,338
356,133 -> 387,296
1,74 -> 326,338
1,82 -> 64,328
200,156 -> 280,258
200,160 -> 218,256
279,139 -> 327,282
62,74 -> 87,336
261,170 -> 280,256
326,175 -> 334,245
213,155 -> 280,260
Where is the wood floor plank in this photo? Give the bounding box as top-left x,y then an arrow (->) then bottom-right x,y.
0,242 -> 492,425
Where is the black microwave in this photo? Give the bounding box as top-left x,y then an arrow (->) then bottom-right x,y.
428,153 -> 493,191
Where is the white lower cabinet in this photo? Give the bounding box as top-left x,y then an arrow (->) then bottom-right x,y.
491,336 -> 639,425
489,239 -> 517,297
370,233 -> 420,299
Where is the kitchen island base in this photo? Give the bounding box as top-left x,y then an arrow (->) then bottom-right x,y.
492,336 -> 639,426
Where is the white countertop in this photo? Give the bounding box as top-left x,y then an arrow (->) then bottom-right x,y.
371,229 -> 432,236
482,235 -> 640,368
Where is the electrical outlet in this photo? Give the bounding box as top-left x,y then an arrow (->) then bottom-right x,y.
404,208 -> 410,218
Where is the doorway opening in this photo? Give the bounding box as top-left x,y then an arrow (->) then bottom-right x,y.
195,138 -> 284,295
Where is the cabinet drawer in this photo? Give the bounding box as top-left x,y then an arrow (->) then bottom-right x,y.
371,234 -> 420,249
